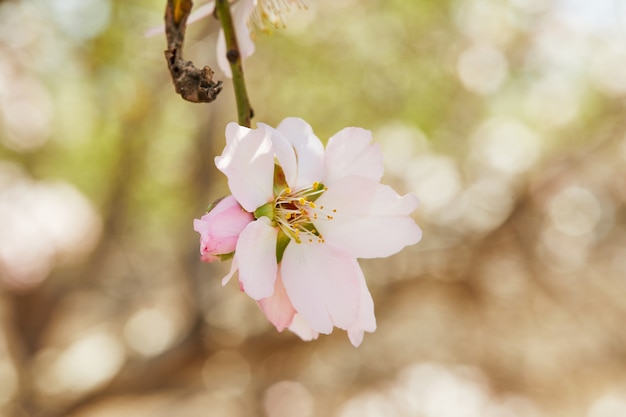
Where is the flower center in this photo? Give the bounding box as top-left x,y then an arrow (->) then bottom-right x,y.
274,182 -> 332,244
249,0 -> 307,34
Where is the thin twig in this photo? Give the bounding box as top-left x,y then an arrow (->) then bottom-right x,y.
215,0 -> 254,127
164,0 -> 223,103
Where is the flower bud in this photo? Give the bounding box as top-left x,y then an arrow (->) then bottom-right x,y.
193,195 -> 254,262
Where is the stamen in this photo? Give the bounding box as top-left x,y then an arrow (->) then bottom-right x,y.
273,179 -> 335,245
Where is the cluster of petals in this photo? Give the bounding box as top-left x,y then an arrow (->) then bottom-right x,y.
202,117 -> 422,346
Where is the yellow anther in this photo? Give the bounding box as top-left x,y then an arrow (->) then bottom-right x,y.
309,202 -> 316,208
313,181 -> 319,188
299,197 -> 305,205
285,213 -> 292,220
284,187 -> 291,194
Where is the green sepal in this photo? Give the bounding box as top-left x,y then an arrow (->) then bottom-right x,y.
206,196 -> 227,213
276,229 -> 291,263
216,252 -> 234,261
254,202 -> 274,220
301,222 -> 320,236
273,163 -> 289,196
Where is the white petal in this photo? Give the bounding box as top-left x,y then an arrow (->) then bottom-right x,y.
221,256 -> 239,286
324,127 -> 384,186
235,219 -> 278,300
217,0 -> 256,77
233,0 -> 256,62
217,30 -> 231,77
276,117 -> 325,189
258,123 -> 297,188
314,176 -> 422,259
347,269 -> 376,347
281,242 -> 361,334
215,124 -> 274,212
288,314 -> 320,342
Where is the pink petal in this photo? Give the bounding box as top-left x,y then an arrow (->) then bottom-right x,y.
347,269 -> 377,347
257,273 -> 297,332
234,219 -> 278,299
288,314 -> 320,342
314,176 -> 422,259
281,242 -> 361,334
217,0 -> 256,77
276,118 -> 325,189
324,127 -> 384,186
215,124 -> 274,212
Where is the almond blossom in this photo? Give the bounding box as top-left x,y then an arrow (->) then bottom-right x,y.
202,117 -> 422,346
146,0 -> 305,77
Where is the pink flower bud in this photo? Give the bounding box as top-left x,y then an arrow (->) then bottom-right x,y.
193,196 -> 254,262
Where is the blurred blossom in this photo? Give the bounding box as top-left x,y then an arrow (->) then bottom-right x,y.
455,178 -> 514,234
549,186 -> 602,237
123,307 -> 182,358
338,363 -> 539,417
35,330 -> 125,396
47,0 -> 111,40
589,42 -> 626,96
526,19 -> 586,76
202,350 -> 251,397
455,0 -> 517,46
0,74 -> 53,152
524,74 -> 581,127
587,393 -> 626,417
0,165 -> 101,290
406,155 -> 463,219
508,0 -> 549,14
263,380 -> 314,417
553,0 -> 626,36
376,122 -> 429,178
457,43 -> 509,94
470,118 -> 541,176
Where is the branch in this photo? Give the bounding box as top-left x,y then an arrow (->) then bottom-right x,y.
215,0 -> 253,127
164,0 -> 223,103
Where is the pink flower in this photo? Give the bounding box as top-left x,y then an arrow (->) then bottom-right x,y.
193,195 -> 254,262
215,117 -> 422,346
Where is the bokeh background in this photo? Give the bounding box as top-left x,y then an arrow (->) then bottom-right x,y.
1,0 -> 626,416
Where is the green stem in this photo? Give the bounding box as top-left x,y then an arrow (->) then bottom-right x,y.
215,0 -> 253,128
